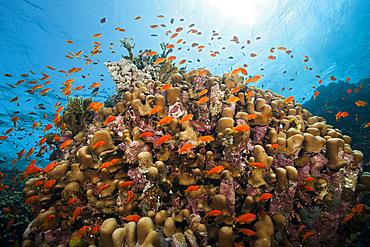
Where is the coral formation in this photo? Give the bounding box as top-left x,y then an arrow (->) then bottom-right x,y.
20,57 -> 370,247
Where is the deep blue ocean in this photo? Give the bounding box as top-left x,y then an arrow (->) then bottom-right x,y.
0,0 -> 370,246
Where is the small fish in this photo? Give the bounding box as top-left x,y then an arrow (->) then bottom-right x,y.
204,166 -> 224,177
198,89 -> 208,97
96,184 -> 111,195
23,195 -> 38,205
66,40 -> 73,44
203,210 -> 222,218
233,213 -> 257,225
179,114 -> 194,123
170,33 -> 178,39
302,232 -> 315,244
250,53 -> 257,57
196,96 -> 209,106
119,181 -> 135,188
60,139 -> 74,149
43,161 -> 58,174
156,116 -> 174,126
43,179 -> 56,190
92,33 -> 102,38
91,141 -> 106,150
184,185 -> 201,194
154,58 -> 166,64
230,125 -> 250,133
299,176 -> 315,182
355,101 -> 367,107
198,136 -> 215,143
179,59 -> 187,65
336,111 -> 342,122
121,215 -> 141,222
313,91 -> 319,100
230,87 -> 240,94
227,96 -> 240,103
134,16 -> 141,21
100,17 -> 106,24
90,225 -> 101,235
153,135 -> 172,148
347,89 -> 352,94
160,83 -> 172,91
236,228 -> 256,236
352,203 -> 363,216
246,114 -> 257,120
139,132 -> 154,138
176,144 -> 194,156
298,225 -> 306,232
270,144 -> 279,149
249,162 -> 266,168
103,115 -> 116,125
285,96 -> 294,104
73,226 -> 90,242
97,162 -> 112,172
258,193 -> 273,201
297,184 -> 314,192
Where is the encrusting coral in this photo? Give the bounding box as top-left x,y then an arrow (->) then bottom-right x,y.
20,54 -> 370,247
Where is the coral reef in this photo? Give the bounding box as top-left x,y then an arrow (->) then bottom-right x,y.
20,58 -> 370,247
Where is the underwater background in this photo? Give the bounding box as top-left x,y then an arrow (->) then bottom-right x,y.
1,0 -> 370,246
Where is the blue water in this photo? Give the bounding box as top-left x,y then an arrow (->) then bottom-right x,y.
1,0 -> 370,169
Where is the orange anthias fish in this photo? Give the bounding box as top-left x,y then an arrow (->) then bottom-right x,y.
341,111 -> 349,117
196,96 -> 209,105
90,225 -> 100,235
347,89 -> 352,94
156,116 -> 174,126
203,210 -> 222,218
246,114 -> 257,120
199,70 -> 207,76
23,195 -> 38,205
229,125 -> 251,133
336,111 -> 342,122
179,114 -> 194,123
198,89 -> 208,97
352,203 -> 363,216
119,181 -> 135,188
270,144 -> 279,149
302,232 -> 315,244
298,184 -> 314,192
179,59 -> 187,65
153,135 -> 172,148
43,179 -> 56,190
355,101 -> 367,107
149,51 -> 158,56
230,87 -> 240,94
284,96 -> 294,104
249,162 -> 266,168
258,193 -> 273,201
103,116 -> 116,125
313,91 -> 320,100
73,226 -> 90,242
233,213 -> 257,225
198,136 -> 215,143
205,166 -> 224,177
6,218 -> 15,231
184,185 -> 201,195
227,96 -> 240,103
91,141 -> 106,150
89,83 -> 101,89
176,144 -> 194,156
299,176 -> 315,182
121,215 -> 141,222
139,132 -> 154,138
96,184 -> 111,195
298,225 -> 306,232
61,139 -> 74,149
246,92 -> 254,97
166,44 -> 175,49
43,161 -> 58,174
160,83 -> 172,92
342,213 -> 354,225
97,162 -> 112,172
92,33 -> 102,38
146,105 -> 163,118
154,58 -> 166,64
236,228 -> 256,236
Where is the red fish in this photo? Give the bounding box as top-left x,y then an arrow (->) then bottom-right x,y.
103,115 -> 116,125
352,203 -> 363,216
153,135 -> 172,148
297,184 -> 314,192
40,215 -> 55,230
72,207 -> 83,224
179,114 -> 194,123
205,166 -> 224,177
298,225 -> 306,232
203,210 -> 222,218
160,84 -> 171,91
270,144 -> 279,149
313,91 -> 319,100
156,116 -> 174,126
198,89 -> 208,97
196,96 -> 209,105
43,161 -> 58,174
23,195 -> 38,205
97,162 -> 112,172
249,162 -> 266,168
284,96 -> 294,104
121,215 -> 141,222
198,136 -> 215,143
302,232 -> 315,244
146,105 -> 162,118
43,179 -> 56,190
73,226 -> 90,242
184,185 -> 201,195
96,184 -> 111,195
139,132 -> 154,138
61,139 -> 74,149
336,111 -> 342,122
90,225 -> 100,235
236,228 -> 256,236
347,89 -> 352,94
91,141 -> 106,150
229,125 -> 250,133
92,33 -> 102,38
258,193 -> 273,201
176,144 -> 194,156
233,213 -> 257,224
227,96 -> 240,103
119,181 -> 135,188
